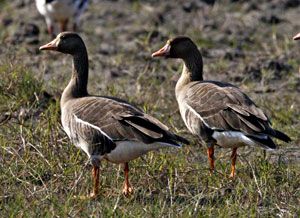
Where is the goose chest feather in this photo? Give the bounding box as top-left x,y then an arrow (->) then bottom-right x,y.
40,32 -> 189,197
152,36 -> 291,177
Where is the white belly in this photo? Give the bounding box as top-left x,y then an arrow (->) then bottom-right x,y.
47,1 -> 75,20
36,0 -> 75,19
212,131 -> 257,148
103,141 -> 174,164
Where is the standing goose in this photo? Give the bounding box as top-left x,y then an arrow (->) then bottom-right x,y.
39,32 -> 189,198
36,0 -> 89,37
294,33 -> 300,40
152,36 -> 291,177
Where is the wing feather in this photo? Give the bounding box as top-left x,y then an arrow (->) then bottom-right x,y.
70,96 -> 188,146
182,81 -> 271,135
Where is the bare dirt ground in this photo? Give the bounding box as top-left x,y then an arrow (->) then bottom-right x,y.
0,0 -> 299,216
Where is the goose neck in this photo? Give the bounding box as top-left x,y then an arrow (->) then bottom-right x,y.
61,50 -> 89,104
175,51 -> 203,97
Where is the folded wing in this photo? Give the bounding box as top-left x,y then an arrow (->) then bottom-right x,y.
183,81 -> 290,142
68,96 -> 189,156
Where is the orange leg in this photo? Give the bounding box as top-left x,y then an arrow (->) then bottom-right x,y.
207,146 -> 215,174
230,148 -> 238,178
47,25 -> 55,38
90,165 -> 99,198
122,162 -> 133,196
60,19 -> 69,32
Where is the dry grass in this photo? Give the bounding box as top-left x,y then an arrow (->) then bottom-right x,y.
0,0 -> 300,217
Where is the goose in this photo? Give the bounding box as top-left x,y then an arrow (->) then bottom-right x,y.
35,0 -> 88,37
294,32 -> 300,40
39,32 -> 189,198
152,36 -> 291,177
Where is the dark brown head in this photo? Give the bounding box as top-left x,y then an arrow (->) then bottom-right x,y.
39,32 -> 86,55
152,36 -> 199,59
293,32 -> 300,41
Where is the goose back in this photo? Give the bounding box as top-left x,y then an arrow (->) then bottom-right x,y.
62,96 -> 188,160
176,80 -> 288,147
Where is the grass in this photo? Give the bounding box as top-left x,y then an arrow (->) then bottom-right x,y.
0,0 -> 300,217
0,59 -> 299,217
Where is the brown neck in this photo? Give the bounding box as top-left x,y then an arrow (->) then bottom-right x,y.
61,50 -> 89,104
175,49 -> 203,97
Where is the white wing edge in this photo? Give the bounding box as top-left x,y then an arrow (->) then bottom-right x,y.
73,114 -> 113,141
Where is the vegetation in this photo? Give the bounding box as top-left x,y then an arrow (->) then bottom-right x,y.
0,0 -> 299,217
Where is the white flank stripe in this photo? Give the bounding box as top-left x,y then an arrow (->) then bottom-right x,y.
73,114 -> 113,141
185,103 -> 216,129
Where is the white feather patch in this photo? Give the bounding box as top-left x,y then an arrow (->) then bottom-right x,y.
212,131 -> 257,148
103,141 -> 176,163
185,103 -> 216,129
73,114 -> 113,141
77,138 -> 91,157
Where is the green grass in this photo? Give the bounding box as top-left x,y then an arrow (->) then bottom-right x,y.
0,0 -> 300,216
0,59 -> 299,217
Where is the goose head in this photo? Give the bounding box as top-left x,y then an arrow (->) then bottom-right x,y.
294,32 -> 300,41
39,32 -> 85,55
152,36 -> 198,59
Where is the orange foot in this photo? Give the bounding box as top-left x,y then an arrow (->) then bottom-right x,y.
209,168 -> 215,176
229,166 -> 236,178
229,172 -> 236,179
89,192 -> 99,199
122,183 -> 133,197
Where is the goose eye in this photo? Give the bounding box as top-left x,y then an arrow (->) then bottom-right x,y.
60,35 -> 66,40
